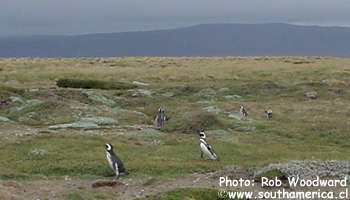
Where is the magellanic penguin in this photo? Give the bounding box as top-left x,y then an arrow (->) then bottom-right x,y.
154,107 -> 167,127
240,105 -> 248,117
265,109 -> 272,119
105,143 -> 127,178
199,130 -> 218,160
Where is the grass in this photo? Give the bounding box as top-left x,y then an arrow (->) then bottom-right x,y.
137,188 -> 239,200
1,56 -> 350,199
1,129 -> 350,179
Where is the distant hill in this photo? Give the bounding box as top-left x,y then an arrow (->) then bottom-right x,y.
1,23 -> 350,57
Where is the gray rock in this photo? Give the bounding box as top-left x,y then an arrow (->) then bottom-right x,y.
235,126 -> 256,132
12,99 -> 43,112
256,160 -> 350,179
31,149 -> 48,156
218,88 -> 230,92
203,106 -> 222,114
132,81 -> 149,86
18,112 -> 39,122
224,95 -> 242,100
8,96 -> 24,103
28,88 -> 39,92
80,117 -> 118,125
83,91 -> 116,107
304,91 -> 318,99
0,116 -> 10,122
130,89 -> 154,97
227,113 -> 242,120
48,121 -> 99,130
195,88 -> 216,97
161,92 -> 174,97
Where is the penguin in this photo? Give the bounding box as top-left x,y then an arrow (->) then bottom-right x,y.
240,105 -> 248,117
154,107 -> 166,127
105,143 -> 127,178
199,130 -> 218,160
265,109 -> 272,119
154,107 -> 163,127
160,108 -> 167,126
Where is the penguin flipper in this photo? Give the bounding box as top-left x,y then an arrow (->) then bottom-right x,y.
114,163 -> 119,178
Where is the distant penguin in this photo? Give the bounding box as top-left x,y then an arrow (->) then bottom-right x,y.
154,107 -> 166,127
265,109 -> 272,119
199,130 -> 218,160
105,143 -> 127,178
161,108 -> 166,123
240,105 -> 248,117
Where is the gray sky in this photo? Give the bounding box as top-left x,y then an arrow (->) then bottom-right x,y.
1,0 -> 350,36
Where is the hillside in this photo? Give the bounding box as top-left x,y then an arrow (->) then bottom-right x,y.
1,23 -> 350,57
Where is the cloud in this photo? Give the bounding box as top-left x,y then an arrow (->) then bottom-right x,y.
1,0 -> 349,36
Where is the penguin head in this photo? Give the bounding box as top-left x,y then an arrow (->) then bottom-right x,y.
265,109 -> 272,114
240,105 -> 244,109
199,130 -> 206,139
105,143 -> 113,152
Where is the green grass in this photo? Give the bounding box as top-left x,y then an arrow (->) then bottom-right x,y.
137,188 -> 240,200
1,128 -> 350,179
1,57 -> 350,200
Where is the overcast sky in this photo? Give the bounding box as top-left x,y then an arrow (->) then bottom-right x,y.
1,0 -> 350,36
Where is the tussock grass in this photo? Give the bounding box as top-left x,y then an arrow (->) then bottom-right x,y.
57,78 -> 137,90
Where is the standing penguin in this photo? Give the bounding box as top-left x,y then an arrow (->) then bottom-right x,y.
240,105 -> 248,117
199,130 -> 218,160
154,107 -> 162,127
154,107 -> 167,127
265,109 -> 272,119
105,143 -> 127,178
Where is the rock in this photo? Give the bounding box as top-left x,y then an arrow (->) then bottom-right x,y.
218,88 -> 230,92
80,117 -> 118,125
48,122 -> 99,130
18,112 -> 39,122
31,149 -> 47,156
0,116 -> 10,122
304,91 -> 317,99
256,160 -> 350,179
227,113 -> 242,120
161,92 -> 174,97
83,91 -> 116,107
130,89 -> 154,97
132,81 -> 149,86
28,88 -> 39,92
224,95 -> 241,100
195,88 -> 216,97
203,106 -> 222,114
11,99 -> 42,112
8,96 -> 24,103
235,126 -> 256,132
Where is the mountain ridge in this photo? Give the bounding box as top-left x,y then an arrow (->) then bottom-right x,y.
1,23 -> 350,57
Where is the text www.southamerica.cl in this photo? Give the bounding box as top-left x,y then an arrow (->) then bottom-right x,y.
218,176 -> 349,199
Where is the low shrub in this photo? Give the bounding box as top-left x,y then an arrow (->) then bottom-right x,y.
56,78 -> 137,90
